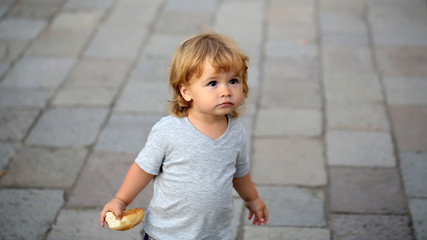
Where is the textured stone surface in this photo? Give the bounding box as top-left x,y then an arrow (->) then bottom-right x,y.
329,167 -> 407,214
68,151 -> 153,208
0,87 -> 53,108
96,113 -> 163,153
47,209 -> 144,240
26,107 -> 109,147
326,103 -> 389,131
252,138 -> 327,186
0,147 -> 87,188
409,199 -> 427,240
0,189 -> 64,240
331,214 -> 413,240
255,108 -> 322,137
246,186 -> 325,227
384,76 -> 427,105
375,46 -> 427,78
400,152 -> 427,197
0,108 -> 40,141
326,130 -> 395,167
0,142 -> 18,171
389,105 -> 427,152
243,226 -> 330,240
0,18 -> 47,39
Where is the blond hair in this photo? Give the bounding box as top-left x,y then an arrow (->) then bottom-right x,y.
168,33 -> 249,118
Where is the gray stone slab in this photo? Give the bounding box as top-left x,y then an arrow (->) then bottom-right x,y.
0,147 -> 87,188
130,57 -> 169,82
329,167 -> 407,214
265,41 -> 317,59
260,80 -> 322,109
326,103 -> 390,131
0,87 -> 53,108
409,199 -> 427,240
1,57 -> 76,89
105,0 -> 162,27
323,72 -> 383,104
84,25 -> 148,60
384,76 -> 427,105
0,18 -> 47,40
331,214 -> 413,240
0,189 -> 64,240
0,108 -> 40,141
376,46 -> 427,78
0,142 -> 18,171
8,2 -> 61,19
26,107 -> 109,147
400,152 -> 427,198
0,63 -> 9,77
0,39 -> 29,62
243,226 -> 330,240
49,10 -> 102,30
115,81 -> 170,114
262,57 -> 319,83
245,186 -> 325,227
53,88 -> 118,107
96,113 -> 163,153
142,34 -> 187,60
68,151 -> 153,208
389,105 -> 427,152
326,130 -> 395,167
322,47 -> 375,74
47,209 -> 144,240
321,32 -> 369,47
155,11 -> 211,34
255,108 -> 322,137
165,0 -> 218,13
63,0 -> 115,10
251,138 -> 327,186
320,12 -> 367,34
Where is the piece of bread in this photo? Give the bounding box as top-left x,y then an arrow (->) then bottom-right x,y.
106,208 -> 145,231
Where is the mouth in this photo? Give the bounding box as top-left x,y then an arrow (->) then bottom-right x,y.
218,102 -> 234,107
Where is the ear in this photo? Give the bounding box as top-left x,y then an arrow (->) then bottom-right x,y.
179,84 -> 192,102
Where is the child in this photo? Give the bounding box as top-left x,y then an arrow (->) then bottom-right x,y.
100,32 -> 268,239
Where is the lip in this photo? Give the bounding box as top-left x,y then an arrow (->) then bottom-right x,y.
218,102 -> 234,107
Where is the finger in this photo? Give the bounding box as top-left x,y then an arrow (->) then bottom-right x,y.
263,209 -> 269,224
248,210 -> 254,220
100,209 -> 109,227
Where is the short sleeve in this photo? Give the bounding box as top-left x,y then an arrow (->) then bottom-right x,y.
135,123 -> 166,175
234,124 -> 250,178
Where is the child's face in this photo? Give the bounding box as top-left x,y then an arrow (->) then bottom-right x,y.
180,58 -> 244,118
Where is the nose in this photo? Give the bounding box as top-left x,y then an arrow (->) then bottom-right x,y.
220,84 -> 231,98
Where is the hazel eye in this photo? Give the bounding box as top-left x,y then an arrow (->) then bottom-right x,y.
208,81 -> 217,87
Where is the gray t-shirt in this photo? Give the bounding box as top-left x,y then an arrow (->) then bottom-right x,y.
135,115 -> 249,239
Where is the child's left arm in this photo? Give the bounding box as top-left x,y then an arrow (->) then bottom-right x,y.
233,173 -> 269,225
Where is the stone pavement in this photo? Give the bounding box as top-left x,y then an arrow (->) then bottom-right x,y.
0,0 -> 426,239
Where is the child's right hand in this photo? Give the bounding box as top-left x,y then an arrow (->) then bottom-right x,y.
99,197 -> 128,227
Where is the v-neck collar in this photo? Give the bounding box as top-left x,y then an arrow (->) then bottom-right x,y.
182,115 -> 232,144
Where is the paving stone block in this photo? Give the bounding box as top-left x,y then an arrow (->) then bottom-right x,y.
384,76 -> 427,105
115,81 -> 170,114
0,108 -> 40,141
0,147 -> 87,188
260,80 -> 322,109
265,41 -> 317,59
130,57 -> 169,82
53,88 -> 118,107
0,87 -> 53,108
142,34 -> 187,59
331,214 -> 413,240
326,103 -> 390,131
320,12 -> 367,35
50,10 -> 102,30
0,142 -> 18,171
96,113 -> 163,153
255,108 -> 322,137
245,186 -> 325,227
321,32 -> 369,47
323,72 -> 383,104
0,189 -> 64,240
326,130 -> 395,167
400,152 -> 427,197
68,151 -> 153,208
165,0 -> 218,12
47,209 -> 144,240
1,57 -> 76,89
63,0 -> 115,10
243,226 -> 330,240
329,167 -> 407,214
8,2 -> 61,19
155,11 -> 211,34
262,57 -> 319,83
376,46 -> 427,78
26,107 -> 109,147
322,47 -> 375,74
105,0 -> 162,27
252,138 -> 327,186
0,18 -> 47,39
84,25 -> 148,60
409,199 -> 427,240
389,105 -> 427,152
0,39 -> 29,62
